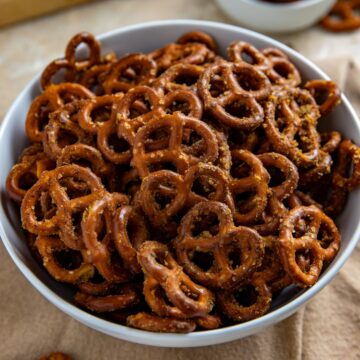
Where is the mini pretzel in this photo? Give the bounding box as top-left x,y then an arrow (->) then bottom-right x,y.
149,43 -> 214,74
229,149 -> 270,224
331,139 -> 360,191
41,32 -> 101,89
6,147 -> 55,203
43,101 -> 93,160
278,206 -> 341,287
217,276 -> 272,322
305,80 -> 341,116
175,201 -> 264,289
103,53 -> 157,94
228,41 -> 269,72
115,86 -> 162,144
257,152 -> 299,201
82,192 -> 131,282
152,63 -> 204,94
198,61 -> 270,129
138,241 -> 214,317
177,31 -> 218,52
26,84 -> 94,142
263,88 -> 320,167
299,150 -> 332,186
113,205 -> 149,274
127,312 -> 196,333
35,235 -> 94,283
132,113 -> 218,178
320,0 -> 360,32
75,284 -> 139,312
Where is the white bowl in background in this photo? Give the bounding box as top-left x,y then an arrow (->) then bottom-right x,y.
0,20 -> 359,348
216,0 -> 336,33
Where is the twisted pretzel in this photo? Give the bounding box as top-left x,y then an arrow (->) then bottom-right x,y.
175,201 -> 264,289
320,0 -> 360,32
138,241 -> 214,317
278,205 -> 341,287
26,84 -> 94,142
198,61 -> 270,129
132,113 -> 218,178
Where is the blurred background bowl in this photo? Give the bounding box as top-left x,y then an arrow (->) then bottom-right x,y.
215,0 -> 336,33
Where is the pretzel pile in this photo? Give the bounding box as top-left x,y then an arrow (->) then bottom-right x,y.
7,31 -> 360,333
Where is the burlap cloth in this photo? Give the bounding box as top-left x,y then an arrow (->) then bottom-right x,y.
1,1 -> 360,359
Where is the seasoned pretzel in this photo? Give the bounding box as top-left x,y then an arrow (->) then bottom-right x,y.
21,165 -> 103,238
6,147 -> 55,203
177,31 -> 218,52
113,205 -> 149,274
75,284 -> 139,312
152,63 -> 204,94
41,32 -> 101,89
263,88 -> 320,167
138,241 -> 214,317
82,192 -> 131,282
229,149 -> 270,224
320,0 -> 360,32
26,84 -> 94,142
320,131 -> 342,153
217,276 -> 272,322
103,53 -> 157,94
35,235 -> 94,283
132,113 -> 218,178
228,41 -> 269,72
149,43 -> 214,74
175,201 -> 264,289
198,61 -> 270,129
305,80 -> 341,116
43,101 -> 93,160
278,205 -> 341,287
331,139 -> 360,191
257,152 -> 299,200
127,312 -> 196,333
299,150 -> 332,186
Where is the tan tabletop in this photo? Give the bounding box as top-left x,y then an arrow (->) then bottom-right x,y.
1,1 -> 360,359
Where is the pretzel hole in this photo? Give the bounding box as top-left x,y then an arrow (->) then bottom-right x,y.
165,100 -> 192,116
38,102 -> 54,131
191,251 -> 214,271
59,177 -> 91,199
91,105 -> 112,123
227,246 -> 242,270
191,176 -> 217,199
231,160 -> 251,178
74,46 -> 90,63
225,100 -> 253,119
209,76 -> 227,98
18,172 -> 38,191
34,194 -> 57,221
266,166 -> 285,188
54,248 -> 83,270
59,91 -> 83,104
273,61 -> 295,80
235,72 -> 263,92
144,128 -> 171,152
274,107 -> 288,132
69,210 -> 84,238
317,223 -> 333,249
256,247 -> 274,272
173,72 -> 199,87
311,88 -> 329,106
234,284 -> 258,307
108,133 -> 131,153
56,128 -> 79,149
190,212 -> 220,237
129,99 -> 151,118
234,191 -> 257,213
293,131 -> 314,153
155,285 -> 174,306
295,250 -> 314,274
292,215 -> 312,238
119,65 -> 143,85
154,187 -> 176,210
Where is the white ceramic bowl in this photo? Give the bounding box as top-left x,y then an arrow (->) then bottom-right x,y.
0,20 -> 359,348
216,0 -> 336,33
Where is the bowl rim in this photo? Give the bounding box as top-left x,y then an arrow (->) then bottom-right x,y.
1,19 -> 360,347
232,0 -> 330,10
